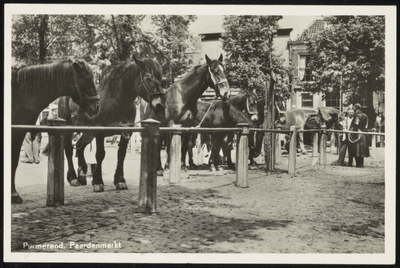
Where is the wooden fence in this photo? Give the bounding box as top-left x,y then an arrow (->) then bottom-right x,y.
12,119 -> 385,213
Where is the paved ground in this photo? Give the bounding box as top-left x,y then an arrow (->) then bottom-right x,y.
11,142 -> 385,254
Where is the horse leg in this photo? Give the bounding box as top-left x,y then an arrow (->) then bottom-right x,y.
180,133 -> 189,173
65,132 -> 80,186
215,135 -> 224,171
208,136 -> 217,172
114,134 -> 130,190
93,135 -> 105,192
12,130 -> 26,204
76,135 -> 91,185
156,133 -> 165,176
223,133 -> 235,170
188,134 -> 197,169
298,130 -> 307,154
164,133 -> 170,171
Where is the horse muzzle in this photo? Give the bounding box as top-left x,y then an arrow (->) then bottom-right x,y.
251,114 -> 258,122
150,93 -> 165,114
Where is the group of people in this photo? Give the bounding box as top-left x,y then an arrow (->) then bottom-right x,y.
336,103 -> 373,168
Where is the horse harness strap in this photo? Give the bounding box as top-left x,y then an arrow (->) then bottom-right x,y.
246,98 -> 258,115
139,69 -> 165,99
208,66 -> 228,87
195,97 -> 216,128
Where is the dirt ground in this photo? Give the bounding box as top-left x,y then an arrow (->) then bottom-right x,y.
10,143 -> 385,255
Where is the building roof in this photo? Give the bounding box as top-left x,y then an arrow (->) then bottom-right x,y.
296,19 -> 325,41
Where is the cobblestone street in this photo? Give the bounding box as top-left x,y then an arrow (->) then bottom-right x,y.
10,144 -> 386,255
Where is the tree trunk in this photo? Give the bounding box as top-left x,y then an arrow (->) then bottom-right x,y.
38,15 -> 49,64
264,74 -> 275,171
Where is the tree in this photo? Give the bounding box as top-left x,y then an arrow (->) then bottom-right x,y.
148,15 -> 197,82
221,15 -> 291,102
304,16 -> 385,121
222,15 -> 291,171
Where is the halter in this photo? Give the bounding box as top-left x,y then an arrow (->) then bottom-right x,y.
139,69 -> 165,101
208,66 -> 228,88
72,69 -> 100,104
246,98 -> 258,115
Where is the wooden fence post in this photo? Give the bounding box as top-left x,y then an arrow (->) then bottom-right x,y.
312,132 -> 319,157
139,119 -> 160,213
371,132 -> 376,149
275,127 -> 281,164
197,133 -> 203,165
46,118 -> 67,206
236,123 -> 250,188
169,124 -> 182,184
288,126 -> 297,175
381,134 -> 385,148
319,127 -> 327,166
330,131 -> 337,154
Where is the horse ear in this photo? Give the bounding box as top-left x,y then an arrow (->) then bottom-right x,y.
132,54 -> 145,69
205,54 -> 212,64
218,54 -> 223,62
72,61 -> 84,72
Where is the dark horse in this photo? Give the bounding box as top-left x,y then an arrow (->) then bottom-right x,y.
58,56 -> 165,192
11,59 -> 100,204
194,100 -> 256,171
186,88 -> 259,170
155,54 -> 231,174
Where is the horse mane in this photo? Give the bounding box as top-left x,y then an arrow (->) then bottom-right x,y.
228,103 -> 253,125
13,59 -> 92,99
178,64 -> 207,82
99,58 -> 163,98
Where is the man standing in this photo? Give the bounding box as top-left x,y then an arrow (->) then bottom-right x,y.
336,108 -> 354,166
348,103 -> 370,167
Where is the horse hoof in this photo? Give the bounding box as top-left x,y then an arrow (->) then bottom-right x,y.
93,184 -> 104,192
12,194 -> 23,204
228,165 -> 235,170
157,170 -> 164,176
69,179 -> 81,186
302,152 -> 307,155
78,176 -> 87,186
217,166 -> 224,171
181,167 -> 188,173
210,166 -> 217,172
115,182 -> 128,190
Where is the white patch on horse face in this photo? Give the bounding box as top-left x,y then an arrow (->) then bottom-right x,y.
218,65 -> 224,75
251,114 -> 258,122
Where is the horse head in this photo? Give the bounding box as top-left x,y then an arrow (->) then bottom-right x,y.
205,54 -> 231,101
133,55 -> 165,114
315,107 -> 340,129
244,89 -> 259,122
70,60 -> 100,117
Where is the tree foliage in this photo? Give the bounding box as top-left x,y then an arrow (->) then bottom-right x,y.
221,15 -> 292,102
304,16 -> 385,109
12,14 -> 198,81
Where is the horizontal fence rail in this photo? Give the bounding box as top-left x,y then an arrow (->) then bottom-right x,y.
12,120 -> 384,212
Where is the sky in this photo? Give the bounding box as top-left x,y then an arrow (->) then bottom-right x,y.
190,15 -> 321,41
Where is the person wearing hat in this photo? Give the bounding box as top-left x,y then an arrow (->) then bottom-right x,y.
335,108 -> 354,166
347,103 -> 370,167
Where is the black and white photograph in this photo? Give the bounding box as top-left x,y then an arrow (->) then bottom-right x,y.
4,4 -> 396,264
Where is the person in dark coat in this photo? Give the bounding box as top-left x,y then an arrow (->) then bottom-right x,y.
348,103 -> 371,167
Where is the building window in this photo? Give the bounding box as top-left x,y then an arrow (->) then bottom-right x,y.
301,93 -> 313,107
325,92 -> 340,110
299,55 -> 312,82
